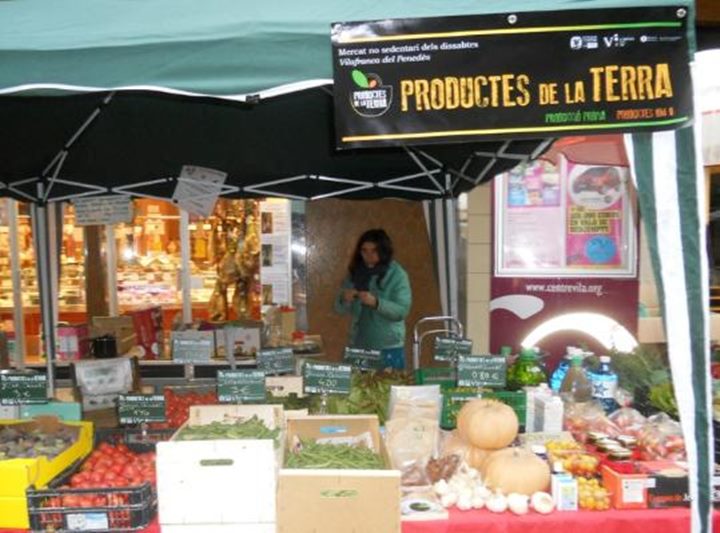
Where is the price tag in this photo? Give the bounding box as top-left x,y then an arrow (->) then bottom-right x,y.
257,348 -> 295,375
118,394 -> 165,425
0,373 -> 47,405
171,331 -> 214,363
74,195 -> 133,226
303,362 -> 352,395
457,355 -> 507,388
343,347 -> 382,371
434,337 -> 473,362
217,370 -> 266,403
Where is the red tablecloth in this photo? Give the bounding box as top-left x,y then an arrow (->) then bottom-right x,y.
2,508 -> 718,532
403,507 -> 720,533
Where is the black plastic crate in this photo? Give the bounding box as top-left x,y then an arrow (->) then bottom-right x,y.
95,427 -> 175,453
27,483 -> 154,532
25,427 -> 171,532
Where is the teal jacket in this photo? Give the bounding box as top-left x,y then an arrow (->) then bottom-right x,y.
334,261 -> 412,351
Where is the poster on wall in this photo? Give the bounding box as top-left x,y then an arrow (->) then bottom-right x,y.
259,199 -> 292,306
495,157 -> 636,277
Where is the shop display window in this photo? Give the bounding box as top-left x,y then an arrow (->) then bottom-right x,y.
114,199 -> 182,309
189,199 -> 262,322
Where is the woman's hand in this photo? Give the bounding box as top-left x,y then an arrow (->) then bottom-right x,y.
343,288 -> 358,303
358,291 -> 378,308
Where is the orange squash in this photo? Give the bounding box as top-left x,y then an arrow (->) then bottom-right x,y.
483,447 -> 551,495
456,399 -> 519,449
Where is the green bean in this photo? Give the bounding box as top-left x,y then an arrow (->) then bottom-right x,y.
175,416 -> 280,446
285,439 -> 384,469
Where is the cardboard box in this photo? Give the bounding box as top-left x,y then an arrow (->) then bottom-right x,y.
601,465 -> 649,510
56,323 -> 90,361
91,315 -> 137,355
157,404 -> 284,529
128,306 -> 164,359
278,415 -> 401,533
266,376 -> 304,398
213,321 -> 262,359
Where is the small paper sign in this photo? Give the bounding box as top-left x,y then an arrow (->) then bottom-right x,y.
257,348 -> 295,375
303,362 -> 352,395
217,370 -> 266,403
173,165 -> 227,217
457,355 -> 507,388
118,394 -> 165,424
343,347 -> 383,371
74,195 -> 133,226
433,337 -> 473,362
0,373 -> 47,405
171,331 -> 214,363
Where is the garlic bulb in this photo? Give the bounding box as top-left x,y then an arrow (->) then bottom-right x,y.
507,493 -> 529,515
486,492 -> 508,513
433,479 -> 450,496
473,485 -> 491,500
531,491 -> 555,515
471,494 -> 486,509
457,493 -> 473,511
441,492 -> 458,508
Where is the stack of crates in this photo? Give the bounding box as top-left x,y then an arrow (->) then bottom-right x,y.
415,368 -> 526,430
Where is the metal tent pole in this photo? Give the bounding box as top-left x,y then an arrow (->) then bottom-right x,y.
444,174 -> 460,320
105,224 -> 118,316
8,199 -> 26,368
180,210 -> 192,324
31,195 -> 57,397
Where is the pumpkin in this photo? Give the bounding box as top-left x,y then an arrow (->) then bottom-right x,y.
483,447 -> 551,496
456,399 -> 519,449
466,446 -> 493,471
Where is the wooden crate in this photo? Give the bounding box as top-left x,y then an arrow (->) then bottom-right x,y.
278,415 -> 401,533
157,404 -> 284,528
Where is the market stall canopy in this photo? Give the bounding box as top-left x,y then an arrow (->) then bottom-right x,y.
0,89 -> 550,202
0,0 -> 690,202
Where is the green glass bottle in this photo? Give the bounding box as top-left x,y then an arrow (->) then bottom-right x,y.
507,347 -> 547,390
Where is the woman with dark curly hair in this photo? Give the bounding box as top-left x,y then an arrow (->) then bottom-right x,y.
334,228 -> 412,369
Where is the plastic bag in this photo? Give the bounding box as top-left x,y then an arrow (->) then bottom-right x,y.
608,407 -> 647,437
389,385 -> 442,423
563,401 -> 621,442
637,412 -> 686,461
385,416 -> 439,469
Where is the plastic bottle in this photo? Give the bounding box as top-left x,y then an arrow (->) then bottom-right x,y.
559,354 -> 593,403
550,346 -> 579,392
591,355 -> 619,413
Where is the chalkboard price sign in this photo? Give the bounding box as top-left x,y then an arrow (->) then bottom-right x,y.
217,370 -> 266,403
303,362 -> 352,395
457,355 -> 507,388
257,348 -> 295,375
343,347 -> 383,371
118,394 -> 166,425
0,373 -> 47,406
434,337 -> 473,362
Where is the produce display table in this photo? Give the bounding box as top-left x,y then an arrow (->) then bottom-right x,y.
402,507 -> 720,533
2,508 -> 719,533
